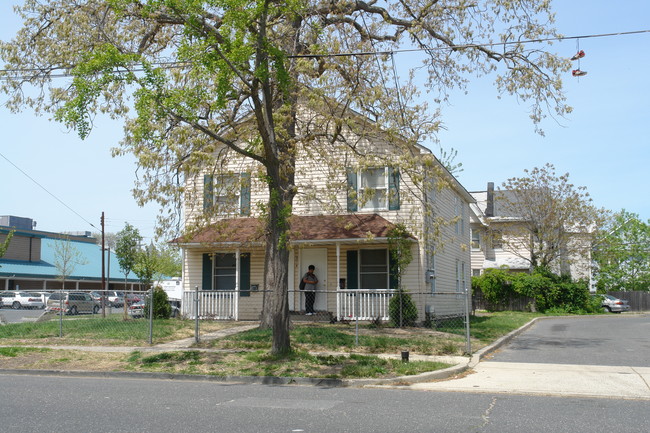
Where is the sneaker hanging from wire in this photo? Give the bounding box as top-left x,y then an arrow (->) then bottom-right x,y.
571,50 -> 586,61
572,69 -> 587,77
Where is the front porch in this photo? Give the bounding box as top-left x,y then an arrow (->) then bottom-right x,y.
181,288 -> 398,321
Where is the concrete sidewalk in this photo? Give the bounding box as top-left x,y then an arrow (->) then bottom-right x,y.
402,361 -> 650,399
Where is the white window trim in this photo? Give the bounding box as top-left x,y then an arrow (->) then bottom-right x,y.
358,167 -> 389,211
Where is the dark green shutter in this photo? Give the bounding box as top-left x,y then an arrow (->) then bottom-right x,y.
239,254 -> 250,297
203,175 -> 214,211
388,167 -> 400,210
202,253 -> 213,290
346,250 -> 358,289
240,173 -> 251,216
346,169 -> 358,212
389,251 -> 398,290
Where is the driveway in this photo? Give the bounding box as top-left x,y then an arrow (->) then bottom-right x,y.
407,314 -> 650,399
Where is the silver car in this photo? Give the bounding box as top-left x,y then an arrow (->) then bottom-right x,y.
47,292 -> 100,315
599,294 -> 630,313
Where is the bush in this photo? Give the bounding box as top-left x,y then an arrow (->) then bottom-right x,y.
472,267 -> 513,305
145,286 -> 172,319
473,266 -> 593,313
388,291 -> 418,327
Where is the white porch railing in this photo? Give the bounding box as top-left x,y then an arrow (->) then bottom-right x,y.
182,290 -> 238,320
336,289 -> 396,321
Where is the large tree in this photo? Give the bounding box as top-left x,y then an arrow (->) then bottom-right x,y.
594,210 -> 650,292
497,163 -> 603,275
1,0 -> 570,354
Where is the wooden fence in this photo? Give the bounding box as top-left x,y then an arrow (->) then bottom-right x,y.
471,291 -> 535,313
607,291 -> 650,312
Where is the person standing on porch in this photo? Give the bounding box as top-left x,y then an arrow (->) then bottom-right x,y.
301,265 -> 318,315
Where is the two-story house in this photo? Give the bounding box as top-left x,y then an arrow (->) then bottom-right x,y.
470,183 -> 592,281
175,107 -> 474,323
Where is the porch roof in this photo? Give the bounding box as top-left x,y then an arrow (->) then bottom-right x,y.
176,214 -> 409,246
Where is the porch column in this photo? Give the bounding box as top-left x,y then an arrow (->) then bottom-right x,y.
336,242 -> 341,320
235,249 -> 240,320
336,243 -> 341,289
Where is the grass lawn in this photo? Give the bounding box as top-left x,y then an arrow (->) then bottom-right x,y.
0,311 -> 542,379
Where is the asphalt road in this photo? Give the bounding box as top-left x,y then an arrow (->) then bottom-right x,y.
488,314 -> 650,367
0,374 -> 648,433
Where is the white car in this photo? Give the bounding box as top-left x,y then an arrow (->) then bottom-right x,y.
0,291 -> 45,309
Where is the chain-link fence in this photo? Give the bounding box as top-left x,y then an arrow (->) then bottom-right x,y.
184,288 -> 472,353
0,289 -> 161,346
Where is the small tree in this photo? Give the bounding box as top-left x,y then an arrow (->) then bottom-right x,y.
53,237 -> 87,291
115,223 -> 142,291
499,164 -> 603,276
387,224 -> 416,327
594,210 -> 650,292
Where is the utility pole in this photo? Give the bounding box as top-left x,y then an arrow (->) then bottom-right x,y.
101,212 -> 106,318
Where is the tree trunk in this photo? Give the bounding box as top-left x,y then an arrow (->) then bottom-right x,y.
258,174 -> 294,354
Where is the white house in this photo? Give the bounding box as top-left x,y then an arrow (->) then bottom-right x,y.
175,107 -> 473,322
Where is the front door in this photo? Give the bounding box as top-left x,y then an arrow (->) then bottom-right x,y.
300,248 -> 328,312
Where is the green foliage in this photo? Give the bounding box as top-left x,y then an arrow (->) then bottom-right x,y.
115,223 -> 142,279
145,286 -> 172,319
388,291 -> 418,327
594,210 -> 650,292
472,267 -> 513,305
388,223 -> 413,290
473,267 -> 592,313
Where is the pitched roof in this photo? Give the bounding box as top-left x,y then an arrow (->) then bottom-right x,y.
176,214 -> 411,246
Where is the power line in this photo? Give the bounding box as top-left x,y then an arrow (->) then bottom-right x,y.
0,150 -> 99,231
0,29 -> 648,79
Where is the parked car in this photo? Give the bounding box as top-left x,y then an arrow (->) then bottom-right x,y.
105,291 -> 125,307
47,292 -> 100,315
124,293 -> 143,305
127,300 -> 146,318
0,291 -> 45,309
596,294 -> 630,313
89,291 -> 106,305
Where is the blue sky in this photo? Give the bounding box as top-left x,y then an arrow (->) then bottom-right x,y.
1,1 -> 649,241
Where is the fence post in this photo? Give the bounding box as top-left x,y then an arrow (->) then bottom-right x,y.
464,286 -> 471,355
194,285 -> 200,343
148,287 -> 153,345
355,291 -> 359,346
58,288 -> 63,338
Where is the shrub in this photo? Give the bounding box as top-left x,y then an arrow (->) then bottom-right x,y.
145,286 -> 172,319
389,291 -> 418,327
472,267 -> 514,307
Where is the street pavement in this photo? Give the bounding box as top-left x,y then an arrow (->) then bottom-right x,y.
401,314 -> 650,400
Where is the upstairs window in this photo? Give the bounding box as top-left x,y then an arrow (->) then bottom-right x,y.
471,229 -> 481,250
204,173 -> 251,216
347,167 -> 400,212
455,196 -> 466,236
